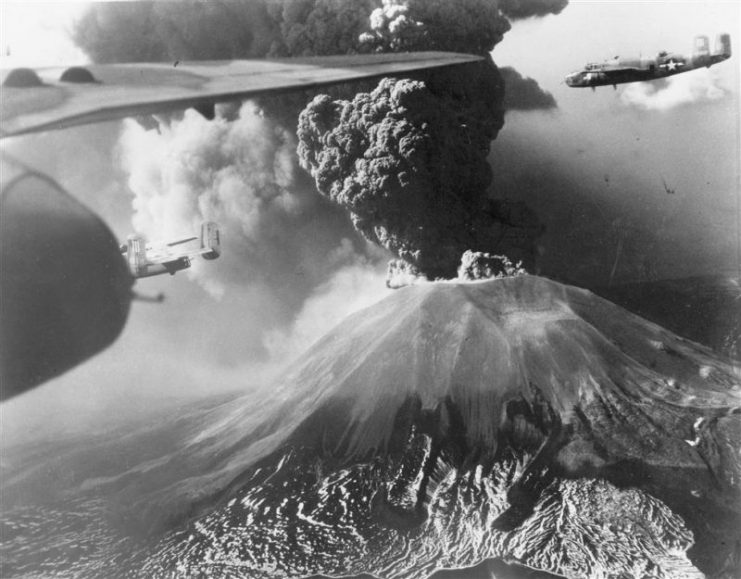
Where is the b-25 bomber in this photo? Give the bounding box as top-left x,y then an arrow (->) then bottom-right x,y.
566,33 -> 731,89
122,222 -> 221,279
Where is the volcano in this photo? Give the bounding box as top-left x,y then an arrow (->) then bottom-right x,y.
2,276 -> 740,578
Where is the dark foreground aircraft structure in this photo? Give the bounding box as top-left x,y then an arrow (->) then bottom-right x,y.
565,33 -> 731,89
0,52 -> 482,399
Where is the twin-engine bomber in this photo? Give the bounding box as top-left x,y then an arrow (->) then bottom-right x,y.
122,222 -> 221,279
566,33 -> 731,89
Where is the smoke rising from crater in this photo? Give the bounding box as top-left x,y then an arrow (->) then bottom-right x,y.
73,0 -> 562,346
297,67 -> 517,279
294,0 -> 563,279
120,103 -> 377,316
361,0 -> 511,54
73,1 -> 277,62
73,0 -> 377,62
73,0 -> 570,63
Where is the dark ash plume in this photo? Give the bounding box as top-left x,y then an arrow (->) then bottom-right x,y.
73,1 -> 278,62
73,0 -> 377,63
499,0 -> 569,20
361,0 -> 511,55
265,0 -> 375,56
501,67 -> 557,110
296,62 -> 543,280
292,1 -> 551,279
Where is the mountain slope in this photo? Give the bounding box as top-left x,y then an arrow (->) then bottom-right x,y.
2,276 -> 740,578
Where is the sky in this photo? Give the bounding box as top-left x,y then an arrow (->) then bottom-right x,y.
491,0 -> 740,283
1,0 -> 739,441
0,1 -> 89,67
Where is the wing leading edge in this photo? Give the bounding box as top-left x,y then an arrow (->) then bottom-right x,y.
0,52 -> 482,139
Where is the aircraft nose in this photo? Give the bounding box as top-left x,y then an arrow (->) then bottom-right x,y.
566,72 -> 584,87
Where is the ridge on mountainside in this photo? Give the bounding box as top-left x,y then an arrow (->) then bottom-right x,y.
2,276 -> 739,578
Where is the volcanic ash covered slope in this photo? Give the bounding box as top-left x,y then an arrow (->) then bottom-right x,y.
141,275 -> 740,578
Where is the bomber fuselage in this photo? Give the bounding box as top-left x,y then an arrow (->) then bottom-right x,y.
566,34 -> 731,88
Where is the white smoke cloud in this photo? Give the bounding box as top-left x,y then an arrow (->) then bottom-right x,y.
361,0 -> 423,51
619,68 -> 727,111
264,242 -> 391,366
119,102 -> 305,298
116,99 -> 394,382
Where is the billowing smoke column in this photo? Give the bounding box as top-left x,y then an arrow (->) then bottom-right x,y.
298,69 -> 513,279
265,0 -> 375,56
297,0 -> 555,279
120,102 -> 374,319
457,250 -> 526,280
360,0 -> 511,54
500,66 -> 557,110
73,0 -> 571,63
73,1 -> 278,62
359,0 -> 569,53
499,0 -> 568,19
73,0 -> 376,62
74,0 -> 563,285
122,104 -> 297,296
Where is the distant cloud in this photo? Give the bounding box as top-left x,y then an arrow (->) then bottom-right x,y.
619,69 -> 727,111
499,0 -> 568,20
500,67 -> 557,110
0,3 -> 88,68
119,102 -> 358,300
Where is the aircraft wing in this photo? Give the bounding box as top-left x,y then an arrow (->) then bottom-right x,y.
1,52 -> 482,139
